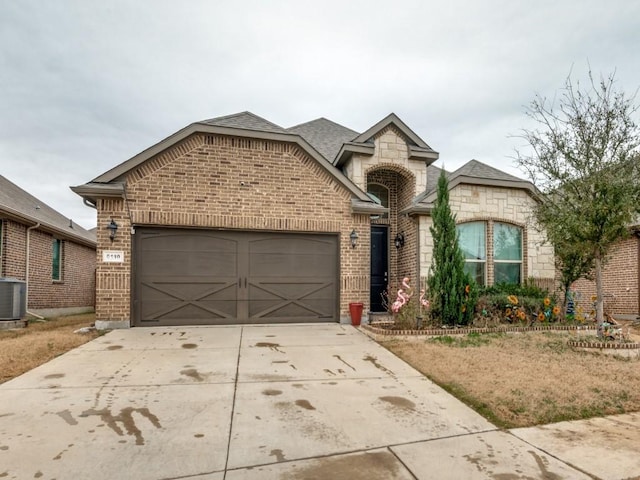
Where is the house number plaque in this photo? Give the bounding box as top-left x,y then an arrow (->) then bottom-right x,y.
102,250 -> 125,263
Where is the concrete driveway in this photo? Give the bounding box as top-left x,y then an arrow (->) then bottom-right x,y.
0,324 -> 630,479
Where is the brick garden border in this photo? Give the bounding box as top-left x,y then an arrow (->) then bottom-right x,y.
361,322 -> 640,354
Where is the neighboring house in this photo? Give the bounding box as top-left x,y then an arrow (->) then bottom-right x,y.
571,224 -> 640,317
72,112 -> 555,328
0,175 -> 96,315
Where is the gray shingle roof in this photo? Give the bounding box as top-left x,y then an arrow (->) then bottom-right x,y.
0,175 -> 96,245
199,111 -> 286,133
287,118 -> 359,161
451,159 -> 526,183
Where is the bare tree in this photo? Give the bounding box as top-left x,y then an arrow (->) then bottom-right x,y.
516,70 -> 640,335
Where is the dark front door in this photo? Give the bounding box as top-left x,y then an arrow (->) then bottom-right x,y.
133,228 -> 338,326
370,226 -> 388,312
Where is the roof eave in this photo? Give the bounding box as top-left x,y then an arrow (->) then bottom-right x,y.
70,183 -> 126,204
401,204 -> 433,216
409,146 -> 439,164
333,142 -> 375,167
351,199 -> 388,215
0,206 -> 96,248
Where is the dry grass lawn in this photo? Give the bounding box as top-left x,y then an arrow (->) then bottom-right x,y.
382,328 -> 640,428
0,314 -> 99,384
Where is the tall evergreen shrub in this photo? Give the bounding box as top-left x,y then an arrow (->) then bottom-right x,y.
427,169 -> 475,325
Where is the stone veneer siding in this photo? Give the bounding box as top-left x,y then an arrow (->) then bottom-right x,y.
348,126 -> 426,195
419,184 -> 555,286
0,219 -> 96,309
571,235 -> 640,315
95,133 -> 370,325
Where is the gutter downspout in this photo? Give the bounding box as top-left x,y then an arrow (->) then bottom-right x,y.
25,223 -> 45,320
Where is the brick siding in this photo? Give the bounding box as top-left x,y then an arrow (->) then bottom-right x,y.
0,219 -> 96,309
95,134 -> 371,323
571,235 -> 639,315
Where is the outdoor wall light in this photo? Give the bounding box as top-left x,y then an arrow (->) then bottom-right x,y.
107,219 -> 118,242
394,231 -> 405,249
350,229 -> 359,248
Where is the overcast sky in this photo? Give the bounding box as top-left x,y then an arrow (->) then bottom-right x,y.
1,0 -> 639,229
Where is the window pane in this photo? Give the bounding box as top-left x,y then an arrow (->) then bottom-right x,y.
494,262 -> 521,284
52,239 -> 61,281
457,222 -> 485,260
367,184 -> 389,219
463,262 -> 485,286
494,223 -> 522,261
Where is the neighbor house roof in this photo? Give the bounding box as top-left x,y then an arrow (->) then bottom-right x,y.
0,175 -> 96,247
405,159 -> 539,215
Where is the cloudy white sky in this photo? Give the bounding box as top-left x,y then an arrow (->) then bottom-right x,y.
1,0 -> 639,229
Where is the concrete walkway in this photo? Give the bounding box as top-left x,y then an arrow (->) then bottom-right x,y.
0,324 -> 637,479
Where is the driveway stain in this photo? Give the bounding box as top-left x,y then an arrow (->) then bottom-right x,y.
44,373 -> 65,379
255,342 -> 284,353
0,446 -> 7,451
529,450 -> 562,480
180,368 -> 205,382
295,399 -> 316,410
182,343 -> 198,349
263,389 -> 283,396
379,396 -> 415,411
363,355 -> 394,376
80,407 -> 162,446
270,449 -> 286,462
333,354 -> 356,371
107,345 -> 123,350
283,450 -> 403,479
194,434 -> 205,438
53,444 -> 74,460
34,471 -> 43,478
55,410 -> 78,426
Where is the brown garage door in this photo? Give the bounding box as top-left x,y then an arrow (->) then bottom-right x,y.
133,228 -> 338,326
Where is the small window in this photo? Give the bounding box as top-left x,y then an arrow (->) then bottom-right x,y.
52,238 -> 62,281
493,222 -> 522,284
457,222 -> 486,286
367,183 -> 389,219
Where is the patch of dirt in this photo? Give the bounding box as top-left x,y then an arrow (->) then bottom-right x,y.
382,331 -> 640,428
0,314 -> 100,384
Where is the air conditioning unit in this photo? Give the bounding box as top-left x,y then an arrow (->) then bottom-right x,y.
0,278 -> 27,320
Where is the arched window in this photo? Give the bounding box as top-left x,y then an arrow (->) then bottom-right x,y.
367,183 -> 389,219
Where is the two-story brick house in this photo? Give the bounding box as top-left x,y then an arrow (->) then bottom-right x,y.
1,175 -> 96,318
72,112 -> 555,328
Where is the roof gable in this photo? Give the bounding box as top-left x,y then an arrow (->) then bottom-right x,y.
407,160 -> 539,215
334,113 -> 439,167
72,112 -> 382,211
352,113 -> 434,150
0,175 -> 96,246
